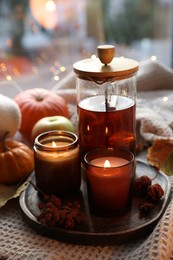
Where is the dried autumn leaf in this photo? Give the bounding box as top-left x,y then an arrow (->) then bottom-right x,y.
0,181 -> 27,208
161,151 -> 173,176
147,139 -> 173,175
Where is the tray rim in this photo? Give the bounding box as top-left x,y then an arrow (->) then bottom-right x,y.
19,160 -> 171,245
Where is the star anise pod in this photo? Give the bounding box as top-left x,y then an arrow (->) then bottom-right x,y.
147,183 -> 164,201
139,202 -> 154,214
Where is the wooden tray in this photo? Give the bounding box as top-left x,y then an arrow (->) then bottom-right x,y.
19,161 -> 171,245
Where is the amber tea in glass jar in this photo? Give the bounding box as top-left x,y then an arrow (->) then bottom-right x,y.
73,45 -> 138,160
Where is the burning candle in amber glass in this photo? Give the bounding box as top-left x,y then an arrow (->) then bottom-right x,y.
84,148 -> 134,213
34,130 -> 81,198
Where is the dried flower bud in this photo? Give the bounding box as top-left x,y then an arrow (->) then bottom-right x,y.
147,183 -> 164,201
139,202 -> 154,214
133,175 -> 152,196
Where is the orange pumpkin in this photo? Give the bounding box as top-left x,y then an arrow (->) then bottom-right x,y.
0,135 -> 34,184
14,88 -> 69,142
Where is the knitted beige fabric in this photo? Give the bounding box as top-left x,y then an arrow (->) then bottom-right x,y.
137,59 -> 173,91
0,60 -> 173,259
137,93 -> 173,144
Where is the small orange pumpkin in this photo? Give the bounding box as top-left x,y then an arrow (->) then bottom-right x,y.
14,88 -> 69,142
0,133 -> 34,184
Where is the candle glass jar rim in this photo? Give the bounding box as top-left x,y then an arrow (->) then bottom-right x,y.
84,147 -> 134,169
34,130 -> 78,151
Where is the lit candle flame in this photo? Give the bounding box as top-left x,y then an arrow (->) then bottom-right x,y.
104,160 -> 111,168
52,141 -> 57,147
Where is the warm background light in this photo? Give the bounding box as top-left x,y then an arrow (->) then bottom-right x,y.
29,0 -> 58,29
45,0 -> 56,12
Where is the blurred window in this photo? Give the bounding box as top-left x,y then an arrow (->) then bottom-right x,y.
0,0 -> 172,88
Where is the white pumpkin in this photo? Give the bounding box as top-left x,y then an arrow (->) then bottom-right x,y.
0,94 -> 21,139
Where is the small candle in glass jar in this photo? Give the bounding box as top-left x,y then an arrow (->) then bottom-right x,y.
84,148 -> 134,213
34,130 -> 81,198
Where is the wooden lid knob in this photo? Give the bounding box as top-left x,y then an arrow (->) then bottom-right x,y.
97,45 -> 115,65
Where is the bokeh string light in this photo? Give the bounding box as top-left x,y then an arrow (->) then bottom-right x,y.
0,53 -> 68,94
